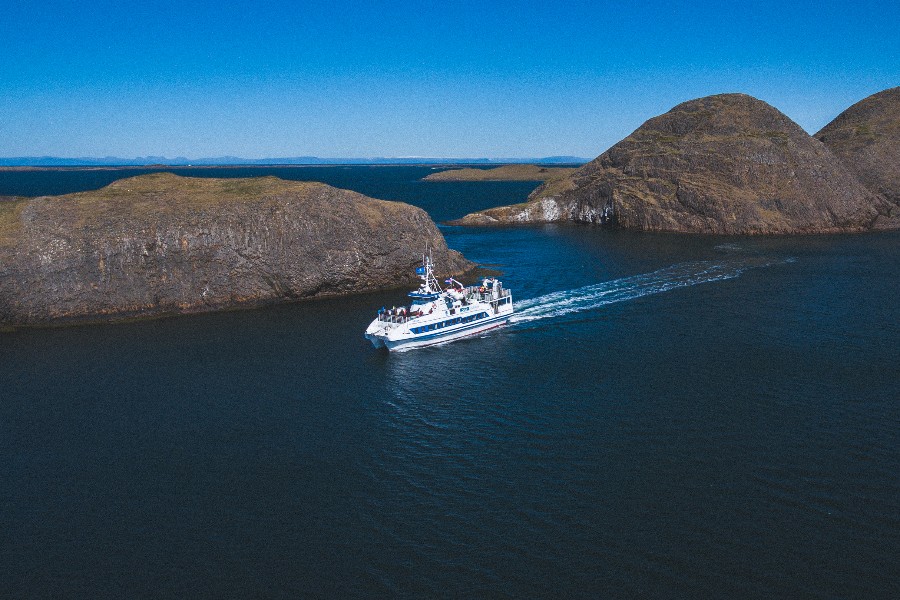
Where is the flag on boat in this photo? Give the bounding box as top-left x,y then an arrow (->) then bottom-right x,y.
416,266 -> 426,275
444,278 -> 452,284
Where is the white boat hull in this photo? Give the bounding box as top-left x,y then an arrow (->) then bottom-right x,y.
368,312 -> 510,351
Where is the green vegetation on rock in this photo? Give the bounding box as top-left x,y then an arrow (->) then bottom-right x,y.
0,199 -> 27,248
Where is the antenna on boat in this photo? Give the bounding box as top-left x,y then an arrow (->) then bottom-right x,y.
415,245 -> 442,294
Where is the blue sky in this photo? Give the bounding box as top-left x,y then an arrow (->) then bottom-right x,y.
1,0 -> 897,159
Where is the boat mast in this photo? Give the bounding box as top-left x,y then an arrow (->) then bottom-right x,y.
420,247 -> 442,294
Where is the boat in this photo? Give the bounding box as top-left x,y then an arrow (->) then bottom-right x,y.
364,253 -> 513,351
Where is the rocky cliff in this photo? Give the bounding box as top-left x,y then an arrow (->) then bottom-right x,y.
0,173 -> 472,326
815,87 -> 900,225
455,94 -> 892,234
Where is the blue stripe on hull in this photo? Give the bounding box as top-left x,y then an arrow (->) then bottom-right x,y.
383,313 -> 510,351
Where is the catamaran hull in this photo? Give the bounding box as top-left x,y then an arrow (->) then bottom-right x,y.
365,334 -> 386,349
368,314 -> 510,352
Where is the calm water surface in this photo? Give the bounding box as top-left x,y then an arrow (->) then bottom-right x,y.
1,167 -> 898,597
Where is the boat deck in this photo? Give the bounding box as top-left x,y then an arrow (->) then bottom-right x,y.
375,287 -> 512,325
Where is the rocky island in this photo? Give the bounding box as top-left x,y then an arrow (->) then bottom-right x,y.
0,173 -> 472,326
815,87 -> 900,219
454,92 -> 898,234
423,164 -> 577,182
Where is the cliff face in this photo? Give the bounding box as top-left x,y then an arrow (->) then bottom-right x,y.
815,87 -> 900,226
455,94 -> 891,234
0,173 -> 472,326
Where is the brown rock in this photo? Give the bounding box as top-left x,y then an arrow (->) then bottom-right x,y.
0,173 -> 472,326
815,87 -> 900,227
454,93 -> 891,234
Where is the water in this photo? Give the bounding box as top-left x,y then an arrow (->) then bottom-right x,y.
1,168 -> 899,597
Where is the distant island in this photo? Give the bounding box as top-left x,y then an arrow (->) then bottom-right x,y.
454,88 -> 900,234
422,164 -> 577,182
0,173 -> 472,327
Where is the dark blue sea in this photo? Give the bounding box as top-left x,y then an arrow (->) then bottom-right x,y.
1,166 -> 899,598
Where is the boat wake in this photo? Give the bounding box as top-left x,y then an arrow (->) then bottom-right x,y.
510,258 -> 782,325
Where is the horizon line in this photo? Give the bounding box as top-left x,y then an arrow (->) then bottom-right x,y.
0,155 -> 590,167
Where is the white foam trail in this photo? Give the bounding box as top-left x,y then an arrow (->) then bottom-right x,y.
510,260 -> 762,325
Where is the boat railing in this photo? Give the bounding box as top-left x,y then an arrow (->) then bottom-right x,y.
462,286 -> 511,303
378,313 -> 410,324
377,286 -> 511,323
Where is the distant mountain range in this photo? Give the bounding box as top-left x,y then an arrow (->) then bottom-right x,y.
0,156 -> 587,167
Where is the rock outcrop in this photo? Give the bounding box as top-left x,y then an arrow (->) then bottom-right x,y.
815,87 -> 900,225
0,173 -> 472,326
423,164 -> 577,181
454,93 -> 892,234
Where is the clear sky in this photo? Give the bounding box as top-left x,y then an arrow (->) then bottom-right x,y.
1,0 -> 897,159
